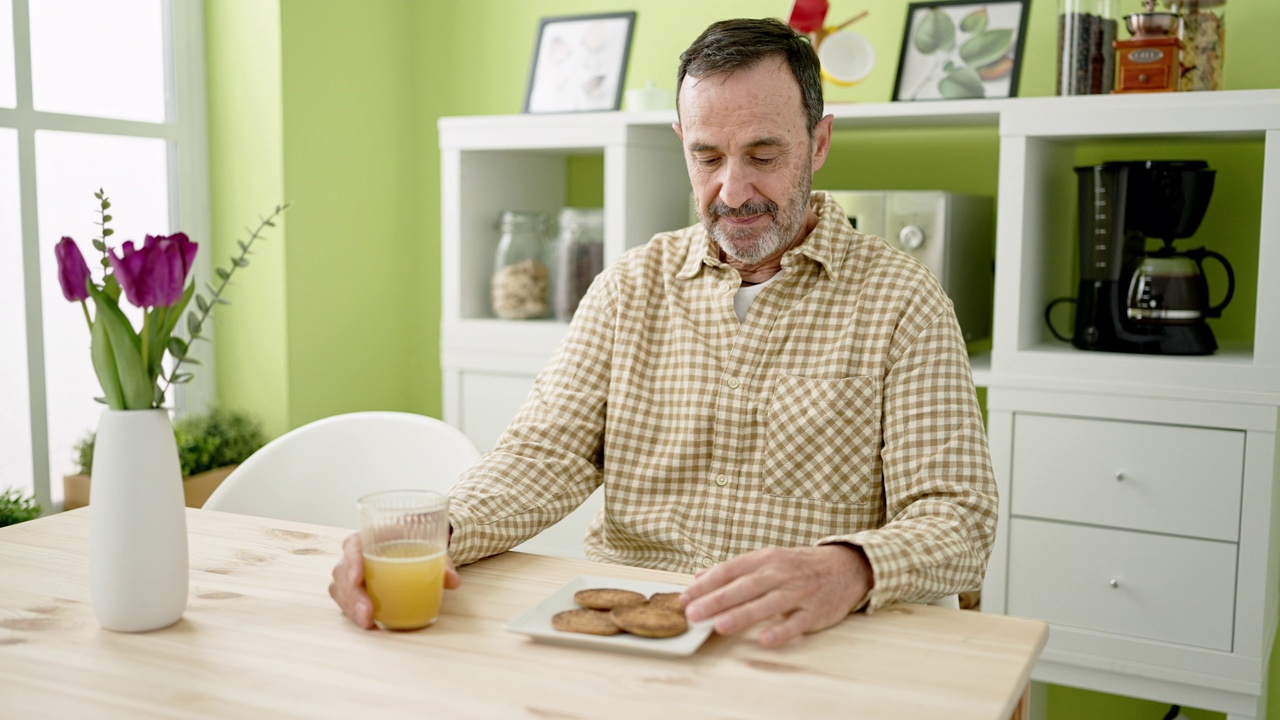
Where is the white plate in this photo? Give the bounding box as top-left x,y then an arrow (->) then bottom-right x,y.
504,575 -> 716,657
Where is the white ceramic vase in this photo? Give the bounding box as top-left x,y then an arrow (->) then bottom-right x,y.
89,408 -> 189,632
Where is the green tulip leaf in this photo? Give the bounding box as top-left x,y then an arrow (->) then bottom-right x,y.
938,67 -> 986,98
960,8 -> 988,33
86,282 -> 150,409
960,29 -> 1013,69
913,8 -> 956,54
150,283 -> 194,372
89,312 -> 124,409
104,275 -> 121,302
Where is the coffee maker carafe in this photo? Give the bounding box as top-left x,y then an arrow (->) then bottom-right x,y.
1067,159 -> 1235,355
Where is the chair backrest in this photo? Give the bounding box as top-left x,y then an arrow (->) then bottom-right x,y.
202,411 -> 480,530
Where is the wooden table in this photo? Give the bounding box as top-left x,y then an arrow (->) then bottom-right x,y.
0,508 -> 1046,719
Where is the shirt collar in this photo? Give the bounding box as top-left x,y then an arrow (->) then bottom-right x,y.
675,191 -> 850,282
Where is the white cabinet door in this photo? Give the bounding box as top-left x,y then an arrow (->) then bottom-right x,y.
1011,414 -> 1244,541
1006,518 -> 1237,651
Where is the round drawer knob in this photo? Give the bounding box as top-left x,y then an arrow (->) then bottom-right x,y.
1114,471 -> 1126,481
1109,579 -> 1120,589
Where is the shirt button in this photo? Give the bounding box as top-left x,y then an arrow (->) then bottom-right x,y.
701,557 -> 714,568
726,377 -> 740,389
718,281 -> 731,292
715,474 -> 729,487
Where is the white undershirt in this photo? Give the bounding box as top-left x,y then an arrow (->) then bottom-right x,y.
732,273 -> 781,323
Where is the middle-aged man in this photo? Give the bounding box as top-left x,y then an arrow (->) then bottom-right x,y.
331,17 -> 997,648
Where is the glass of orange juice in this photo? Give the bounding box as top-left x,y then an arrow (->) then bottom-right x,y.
358,489 -> 450,631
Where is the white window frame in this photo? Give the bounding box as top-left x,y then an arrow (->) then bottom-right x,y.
1,0 -> 212,512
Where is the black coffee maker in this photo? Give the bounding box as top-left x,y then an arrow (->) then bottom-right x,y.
1061,160 -> 1235,355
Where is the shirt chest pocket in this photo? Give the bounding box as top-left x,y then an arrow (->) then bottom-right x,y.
761,374 -> 882,505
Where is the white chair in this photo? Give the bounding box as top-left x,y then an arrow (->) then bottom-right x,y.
202,411 -> 480,530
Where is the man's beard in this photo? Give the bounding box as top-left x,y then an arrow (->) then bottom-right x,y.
701,164 -> 813,265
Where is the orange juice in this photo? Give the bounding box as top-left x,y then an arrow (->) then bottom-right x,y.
363,540 -> 446,630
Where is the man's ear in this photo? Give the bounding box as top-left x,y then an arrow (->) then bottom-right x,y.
672,122 -> 683,142
810,114 -> 834,172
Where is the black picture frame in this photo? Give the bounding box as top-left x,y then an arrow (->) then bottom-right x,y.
523,12 -> 637,114
891,0 -> 1029,102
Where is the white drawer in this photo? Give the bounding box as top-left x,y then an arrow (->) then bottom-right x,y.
1006,518 -> 1236,651
1011,414 -> 1243,541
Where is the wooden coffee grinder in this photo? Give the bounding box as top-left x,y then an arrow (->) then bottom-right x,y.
1114,0 -> 1182,93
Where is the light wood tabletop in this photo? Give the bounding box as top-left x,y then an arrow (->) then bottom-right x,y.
0,508 -> 1046,719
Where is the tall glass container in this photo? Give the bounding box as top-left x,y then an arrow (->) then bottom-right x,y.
1165,0 -> 1225,90
553,208 -> 604,322
491,210 -> 551,320
1057,0 -> 1118,95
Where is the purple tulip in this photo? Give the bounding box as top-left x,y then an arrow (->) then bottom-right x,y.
109,232 -> 198,308
55,237 -> 91,302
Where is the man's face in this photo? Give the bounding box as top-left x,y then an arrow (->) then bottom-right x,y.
674,58 -> 832,264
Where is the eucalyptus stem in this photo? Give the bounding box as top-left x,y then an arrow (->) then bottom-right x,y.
93,189 -> 113,271
160,202 -> 291,396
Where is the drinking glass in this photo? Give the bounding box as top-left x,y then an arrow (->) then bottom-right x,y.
358,489 -> 450,631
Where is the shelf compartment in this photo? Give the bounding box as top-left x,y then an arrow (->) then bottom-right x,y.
991,93 -> 1280,395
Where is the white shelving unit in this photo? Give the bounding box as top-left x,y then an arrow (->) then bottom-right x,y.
439,90 -> 1280,717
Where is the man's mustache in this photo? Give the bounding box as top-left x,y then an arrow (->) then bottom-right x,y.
707,198 -> 777,220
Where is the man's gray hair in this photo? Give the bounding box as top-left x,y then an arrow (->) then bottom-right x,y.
676,17 -> 824,136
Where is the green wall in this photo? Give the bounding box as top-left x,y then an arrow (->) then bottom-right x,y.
206,1 -> 1279,717
205,0 -> 289,437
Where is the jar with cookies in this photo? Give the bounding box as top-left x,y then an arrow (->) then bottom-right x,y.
491,210 -> 552,320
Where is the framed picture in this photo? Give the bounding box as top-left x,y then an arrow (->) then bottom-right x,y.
892,0 -> 1029,102
523,12 -> 637,114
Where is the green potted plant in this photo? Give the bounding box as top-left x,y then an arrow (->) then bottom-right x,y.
64,407 -> 267,509
0,487 -> 41,527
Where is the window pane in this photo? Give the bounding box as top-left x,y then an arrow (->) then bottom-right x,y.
29,0 -> 165,122
36,130 -> 169,500
0,129 -> 32,497
0,0 -> 14,108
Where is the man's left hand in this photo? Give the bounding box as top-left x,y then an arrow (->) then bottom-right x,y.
681,545 -> 873,648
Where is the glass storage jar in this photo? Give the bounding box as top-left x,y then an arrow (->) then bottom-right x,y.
553,208 -> 604,322
491,210 -> 551,320
1164,0 -> 1225,91
1057,0 -> 1117,95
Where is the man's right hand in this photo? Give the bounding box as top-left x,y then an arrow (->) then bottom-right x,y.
328,533 -> 462,628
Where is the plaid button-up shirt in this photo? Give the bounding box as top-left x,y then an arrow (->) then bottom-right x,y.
449,191 -> 997,611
